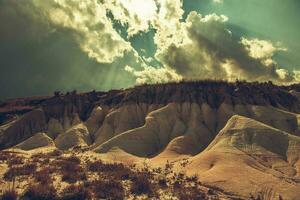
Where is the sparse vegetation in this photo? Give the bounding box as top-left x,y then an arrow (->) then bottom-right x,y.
130,172 -> 155,196
22,183 -> 58,200
89,179 -> 125,200
52,155 -> 87,183
34,168 -> 53,184
0,190 -> 17,200
0,151 -> 234,199
60,184 -> 92,200
87,160 -> 133,180
46,149 -> 62,157
4,163 -> 37,181
7,155 -> 24,167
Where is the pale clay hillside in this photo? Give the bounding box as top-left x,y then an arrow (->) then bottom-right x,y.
0,81 -> 300,200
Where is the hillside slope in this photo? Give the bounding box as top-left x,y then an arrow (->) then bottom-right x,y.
1,81 -> 300,199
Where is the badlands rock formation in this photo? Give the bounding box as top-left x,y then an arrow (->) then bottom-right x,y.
1,81 -> 300,199
13,132 -> 54,151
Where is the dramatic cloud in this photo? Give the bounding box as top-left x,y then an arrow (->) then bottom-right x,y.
0,0 -> 140,99
154,10 -> 298,83
32,0 -> 133,63
294,71 -> 300,82
125,65 -> 182,84
0,0 -> 298,99
153,0 -> 187,54
104,0 -> 157,37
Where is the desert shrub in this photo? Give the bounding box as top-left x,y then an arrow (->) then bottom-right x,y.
60,184 -> 91,200
34,168 -> 54,184
30,153 -> 44,160
164,161 -> 174,176
4,163 -> 37,181
7,155 -> 24,167
157,176 -> 167,188
61,170 -> 87,184
55,157 -> 86,183
0,151 -> 11,163
87,160 -> 133,180
130,173 -> 154,196
87,160 -> 123,172
186,174 -> 199,184
176,186 -> 207,200
0,190 -> 18,200
89,179 -> 124,200
22,183 -> 58,200
40,157 -> 50,165
86,160 -> 103,172
46,149 -> 62,157
64,156 -> 81,165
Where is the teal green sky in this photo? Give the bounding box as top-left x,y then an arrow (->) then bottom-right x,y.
183,0 -> 300,71
0,0 -> 299,99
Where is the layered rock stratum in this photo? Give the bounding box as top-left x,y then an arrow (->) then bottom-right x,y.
1,80 -> 300,199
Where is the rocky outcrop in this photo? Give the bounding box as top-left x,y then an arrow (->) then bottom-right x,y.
0,109 -> 47,149
54,123 -> 92,150
13,132 -> 54,150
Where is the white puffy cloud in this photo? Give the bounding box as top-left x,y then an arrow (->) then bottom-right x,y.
125,65 -> 182,84
32,0 -> 132,63
154,10 -> 297,83
104,0 -> 157,37
213,0 -> 223,4
241,38 -> 287,65
293,70 -> 300,82
152,0 -> 188,54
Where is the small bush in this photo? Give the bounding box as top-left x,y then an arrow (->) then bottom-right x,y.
130,173 -> 154,195
7,155 -> 24,167
64,156 -> 81,165
158,177 -> 167,188
22,183 -> 58,200
90,179 -> 124,200
186,174 -> 199,184
60,185 -> 92,200
87,160 -> 124,172
0,190 -> 18,200
34,168 -> 53,184
61,170 -> 87,184
87,160 -> 133,180
55,157 -> 86,183
0,151 -> 11,163
4,163 -> 37,181
176,187 -> 207,200
46,149 -> 62,157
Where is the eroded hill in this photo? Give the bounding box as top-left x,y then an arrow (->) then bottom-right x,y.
1,80 -> 300,199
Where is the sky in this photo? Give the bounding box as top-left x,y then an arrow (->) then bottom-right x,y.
0,0 -> 299,99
